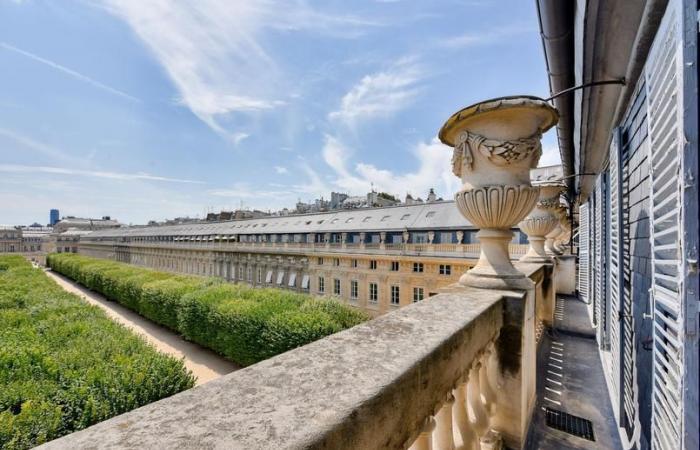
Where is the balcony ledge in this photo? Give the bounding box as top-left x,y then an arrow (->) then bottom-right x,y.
39,285 -> 526,450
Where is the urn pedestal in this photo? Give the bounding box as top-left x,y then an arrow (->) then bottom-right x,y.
439,96 -> 559,289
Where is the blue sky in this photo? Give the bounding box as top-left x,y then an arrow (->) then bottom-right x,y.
0,0 -> 560,226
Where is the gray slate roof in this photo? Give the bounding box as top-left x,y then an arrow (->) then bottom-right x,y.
85,201 -> 474,239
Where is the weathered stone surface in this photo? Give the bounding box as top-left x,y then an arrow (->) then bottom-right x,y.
39,287 -> 511,450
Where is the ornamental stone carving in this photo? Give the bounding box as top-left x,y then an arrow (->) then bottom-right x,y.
545,206 -> 567,255
440,96 -> 559,289
518,184 -> 564,263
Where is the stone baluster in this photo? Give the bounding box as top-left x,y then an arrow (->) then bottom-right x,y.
478,349 -> 497,416
410,417 -> 436,450
454,382 -> 477,450
467,363 -> 489,438
434,394 -> 455,450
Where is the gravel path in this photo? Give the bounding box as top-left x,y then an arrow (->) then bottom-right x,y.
45,269 -> 239,386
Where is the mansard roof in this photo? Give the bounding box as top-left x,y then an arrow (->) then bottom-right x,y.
85,200 -> 475,239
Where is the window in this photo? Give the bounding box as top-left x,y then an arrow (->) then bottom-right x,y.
318,277 -> 325,293
288,272 -> 297,287
439,264 -> 452,275
391,286 -> 400,305
400,214 -> 410,220
380,215 -> 390,222
301,274 -> 310,290
362,216 -> 371,222
318,257 -> 324,265
266,270 -> 273,283
425,211 -> 436,218
369,283 -> 378,303
276,270 -> 284,285
391,261 -> 399,271
350,280 -> 358,299
333,258 -> 340,267
333,279 -> 341,295
351,259 -> 358,268
413,287 -> 424,302
331,218 -> 339,224
247,267 -> 253,282
345,217 -> 354,223
257,268 -> 263,283
413,262 -> 424,273
370,260 -> 377,270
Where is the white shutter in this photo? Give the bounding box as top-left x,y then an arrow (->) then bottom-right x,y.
608,128 -> 623,416
593,178 -> 604,329
645,1 -> 698,448
578,202 -> 590,303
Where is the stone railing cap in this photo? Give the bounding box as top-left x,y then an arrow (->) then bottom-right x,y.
39,286 -> 511,450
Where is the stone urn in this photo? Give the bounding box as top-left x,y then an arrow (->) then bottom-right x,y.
544,206 -> 567,255
439,96 -> 559,289
554,211 -> 571,253
518,184 -> 564,263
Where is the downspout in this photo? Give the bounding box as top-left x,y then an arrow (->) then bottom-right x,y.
535,0 -> 576,199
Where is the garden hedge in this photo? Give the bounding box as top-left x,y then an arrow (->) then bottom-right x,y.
47,253 -> 368,366
0,255 -> 195,450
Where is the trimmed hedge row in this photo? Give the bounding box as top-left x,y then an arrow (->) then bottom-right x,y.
47,253 -> 368,366
0,255 -> 195,450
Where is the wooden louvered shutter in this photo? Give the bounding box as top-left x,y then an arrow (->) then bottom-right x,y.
593,175 -> 607,333
645,1 -> 699,448
608,128 -> 623,419
578,202 -> 590,303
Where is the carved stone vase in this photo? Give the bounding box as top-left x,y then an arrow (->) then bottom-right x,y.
518,184 -> 564,263
554,210 -> 572,253
544,206 -> 567,255
439,96 -> 559,289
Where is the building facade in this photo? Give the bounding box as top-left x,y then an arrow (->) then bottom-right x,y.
49,209 -> 59,226
538,0 -> 698,448
0,226 -> 22,253
79,201 -> 529,316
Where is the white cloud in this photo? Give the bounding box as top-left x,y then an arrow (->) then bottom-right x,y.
274,166 -> 288,174
100,0 -> 378,142
0,127 -> 74,163
0,164 -> 205,184
439,24 -> 536,49
328,58 -> 425,125
0,42 -> 139,102
538,145 -> 562,167
319,134 -> 461,200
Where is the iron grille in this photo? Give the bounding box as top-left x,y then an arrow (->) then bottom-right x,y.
544,408 -> 596,442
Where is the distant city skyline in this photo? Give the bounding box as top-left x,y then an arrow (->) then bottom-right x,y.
0,1 -> 560,225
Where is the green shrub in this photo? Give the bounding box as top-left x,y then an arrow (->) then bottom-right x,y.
0,255 -> 194,449
47,253 -> 369,367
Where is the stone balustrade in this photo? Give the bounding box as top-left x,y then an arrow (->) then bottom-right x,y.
79,239 -> 530,260
40,263 -> 554,450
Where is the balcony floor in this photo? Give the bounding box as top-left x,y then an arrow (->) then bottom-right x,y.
526,294 -> 622,450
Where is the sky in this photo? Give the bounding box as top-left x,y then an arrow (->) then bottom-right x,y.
0,0 -> 561,226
